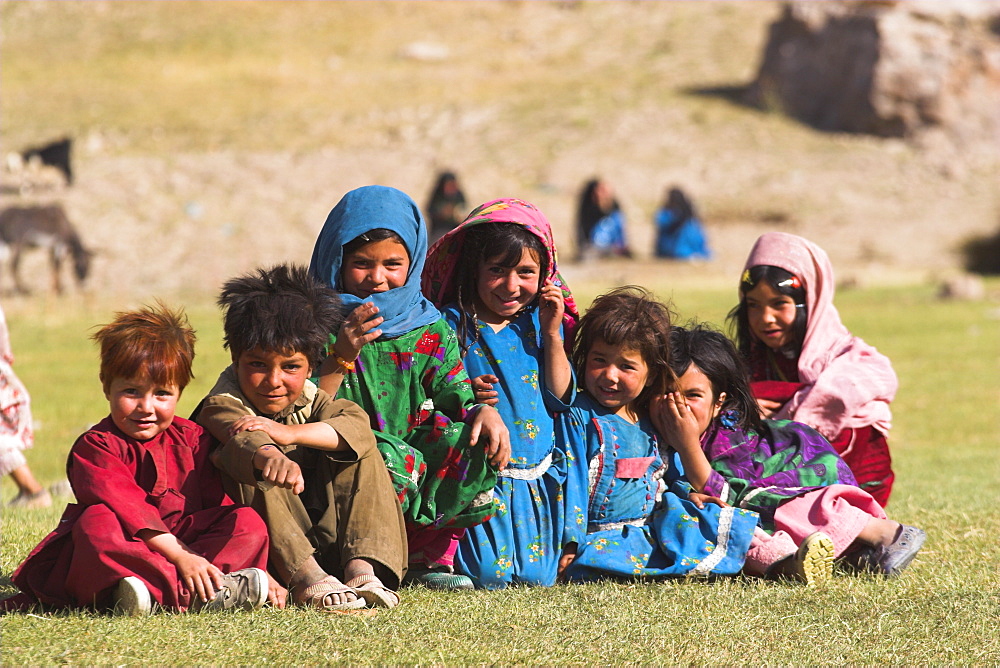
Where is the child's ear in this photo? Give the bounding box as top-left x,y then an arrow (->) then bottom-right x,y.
713,392 -> 727,418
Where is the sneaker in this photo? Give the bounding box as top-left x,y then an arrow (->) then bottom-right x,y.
873,525 -> 926,577
190,567 -> 268,613
6,489 -> 52,509
48,479 -> 74,499
113,576 -> 152,616
768,531 -> 835,586
793,532 -> 835,587
403,567 -> 474,591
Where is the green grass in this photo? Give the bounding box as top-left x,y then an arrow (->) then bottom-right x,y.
3,283 -> 999,665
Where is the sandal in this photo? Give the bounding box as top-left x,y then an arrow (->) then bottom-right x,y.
345,574 -> 401,609
295,576 -> 365,611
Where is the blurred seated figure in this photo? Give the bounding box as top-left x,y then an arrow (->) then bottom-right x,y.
654,186 -> 711,261
576,178 -> 632,261
425,171 -> 467,244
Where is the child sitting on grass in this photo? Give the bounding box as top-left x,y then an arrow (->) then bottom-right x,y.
3,303 -> 269,616
310,185 -> 509,590
653,324 -> 925,585
192,264 -> 406,610
729,232 -> 898,506
559,288 -> 758,582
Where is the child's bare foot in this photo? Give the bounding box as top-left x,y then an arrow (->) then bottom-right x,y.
857,517 -> 902,549
294,576 -> 365,611
345,574 -> 400,608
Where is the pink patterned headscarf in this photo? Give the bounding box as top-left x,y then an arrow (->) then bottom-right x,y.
742,232 -> 897,438
423,198 -> 579,342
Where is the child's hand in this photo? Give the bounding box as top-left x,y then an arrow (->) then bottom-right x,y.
335,302 -> 383,361
469,405 -> 511,469
230,415 -> 294,445
688,491 -> 729,509
471,374 -> 500,406
267,575 -> 288,609
174,551 -> 225,604
756,398 -> 782,418
538,279 -> 566,337
650,393 -> 703,452
252,445 -> 305,494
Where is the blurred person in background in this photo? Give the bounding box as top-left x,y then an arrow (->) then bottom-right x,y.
654,186 -> 712,261
575,178 -> 631,261
0,303 -> 51,509
425,171 -> 468,245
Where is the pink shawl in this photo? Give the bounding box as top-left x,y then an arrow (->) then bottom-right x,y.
422,198 -> 579,342
742,232 -> 897,439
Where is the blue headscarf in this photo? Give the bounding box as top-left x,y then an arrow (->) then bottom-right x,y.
309,185 -> 441,339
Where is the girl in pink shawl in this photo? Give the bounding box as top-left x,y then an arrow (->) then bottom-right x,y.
728,232 -> 897,506
423,198 -> 581,588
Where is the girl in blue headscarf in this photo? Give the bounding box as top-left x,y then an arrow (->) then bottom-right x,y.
310,185 -> 510,590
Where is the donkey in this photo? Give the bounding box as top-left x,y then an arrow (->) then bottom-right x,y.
0,204 -> 93,295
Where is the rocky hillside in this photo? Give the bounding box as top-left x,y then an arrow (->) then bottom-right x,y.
1,1 -> 997,301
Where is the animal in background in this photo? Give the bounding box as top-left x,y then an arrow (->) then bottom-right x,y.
0,204 -> 93,295
21,137 -> 73,185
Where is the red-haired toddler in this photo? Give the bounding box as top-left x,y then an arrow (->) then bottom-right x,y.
2,304 -> 269,615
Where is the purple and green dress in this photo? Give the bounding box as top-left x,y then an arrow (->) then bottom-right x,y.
699,414 -> 858,534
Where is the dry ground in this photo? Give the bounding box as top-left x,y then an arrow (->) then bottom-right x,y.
1,1 -> 997,303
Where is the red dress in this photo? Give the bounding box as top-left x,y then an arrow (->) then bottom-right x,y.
4,416 -> 268,612
751,352 -> 894,507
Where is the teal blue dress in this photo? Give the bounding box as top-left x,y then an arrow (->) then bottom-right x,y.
446,306 -> 578,588
561,394 -> 759,581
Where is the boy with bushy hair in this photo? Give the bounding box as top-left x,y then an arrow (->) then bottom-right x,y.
193,264 -> 406,610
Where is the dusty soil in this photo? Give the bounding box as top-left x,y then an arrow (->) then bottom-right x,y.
1,1 -> 997,303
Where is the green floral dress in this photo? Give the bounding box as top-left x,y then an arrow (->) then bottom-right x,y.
333,318 -> 497,529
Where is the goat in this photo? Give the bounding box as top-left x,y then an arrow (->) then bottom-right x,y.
0,204 -> 93,295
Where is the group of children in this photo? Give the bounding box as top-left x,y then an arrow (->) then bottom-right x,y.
2,185 -> 925,616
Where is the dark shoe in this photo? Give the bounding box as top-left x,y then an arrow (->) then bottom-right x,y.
873,525 -> 926,577
191,567 -> 268,612
837,543 -> 879,573
113,576 -> 152,616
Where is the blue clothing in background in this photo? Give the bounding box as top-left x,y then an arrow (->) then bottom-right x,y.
654,208 -> 711,260
590,210 -> 629,256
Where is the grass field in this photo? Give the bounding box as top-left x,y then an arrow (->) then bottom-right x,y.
2,283 -> 999,665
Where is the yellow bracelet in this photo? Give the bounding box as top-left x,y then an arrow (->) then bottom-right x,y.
332,353 -> 356,373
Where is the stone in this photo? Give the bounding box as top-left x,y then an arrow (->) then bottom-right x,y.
744,1 -> 1000,147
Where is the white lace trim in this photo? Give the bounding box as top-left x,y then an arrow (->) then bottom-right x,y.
498,453 -> 552,480
588,517 -> 647,534
691,506 -> 735,576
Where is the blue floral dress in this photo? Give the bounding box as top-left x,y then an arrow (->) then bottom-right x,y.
446,306 -> 577,588
561,394 -> 759,581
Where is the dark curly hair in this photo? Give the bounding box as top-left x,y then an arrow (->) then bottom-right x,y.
571,286 -> 674,415
219,264 -> 343,369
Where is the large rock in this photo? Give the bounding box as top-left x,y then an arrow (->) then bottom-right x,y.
744,1 -> 1000,145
